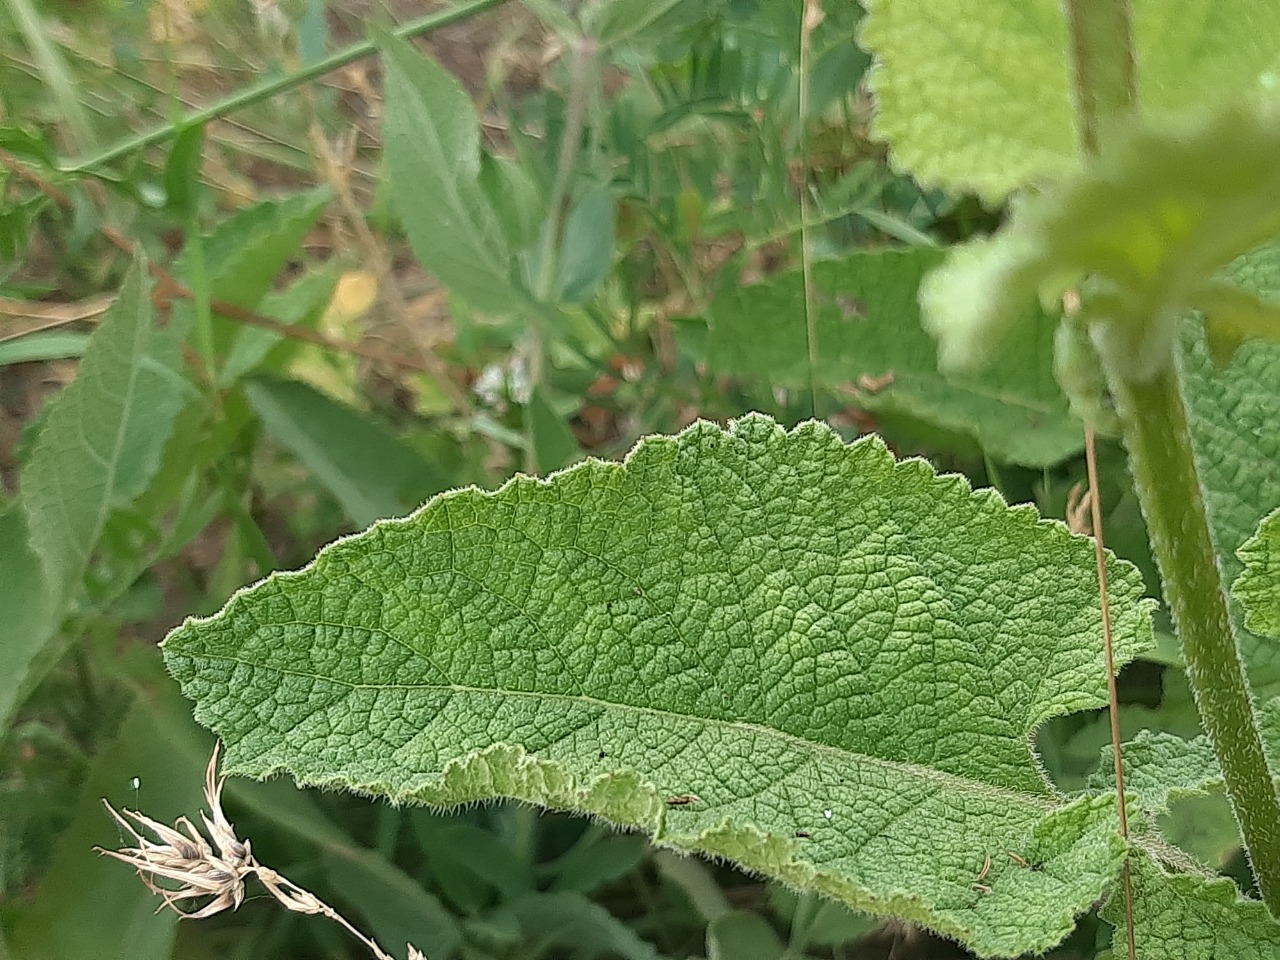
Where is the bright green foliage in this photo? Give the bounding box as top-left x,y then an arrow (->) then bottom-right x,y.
1108,855 -> 1280,959
380,33 -> 520,314
860,0 -> 1280,201
21,261 -> 188,598
707,248 -> 1081,466
922,102 -> 1280,382
164,415 -> 1154,956
1236,508 -> 1280,639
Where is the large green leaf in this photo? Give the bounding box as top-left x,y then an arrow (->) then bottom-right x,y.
860,0 -> 1280,200
1236,508 -> 1280,639
380,32 -> 520,313
164,415 -> 1154,956
707,248 -> 1081,466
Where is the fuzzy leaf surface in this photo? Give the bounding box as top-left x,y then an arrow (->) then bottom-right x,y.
1183,246 -> 1280,699
707,249 -> 1080,466
163,415 -> 1153,956
860,0 -> 1280,200
1105,854 -> 1280,958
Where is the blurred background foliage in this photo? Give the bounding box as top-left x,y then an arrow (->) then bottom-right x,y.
0,1 -> 1230,957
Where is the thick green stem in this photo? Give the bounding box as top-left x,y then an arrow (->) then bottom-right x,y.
63,0 -> 506,174
1107,352 -> 1280,914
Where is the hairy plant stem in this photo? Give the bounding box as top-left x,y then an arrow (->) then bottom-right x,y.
1107,356 -> 1280,914
64,0 -> 507,174
1063,0 -> 1280,918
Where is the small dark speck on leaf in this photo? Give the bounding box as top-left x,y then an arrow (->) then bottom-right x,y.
598,751 -> 607,759
794,830 -> 812,838
836,294 -> 866,319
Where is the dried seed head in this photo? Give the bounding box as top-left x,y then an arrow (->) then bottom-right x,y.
100,743 -> 414,960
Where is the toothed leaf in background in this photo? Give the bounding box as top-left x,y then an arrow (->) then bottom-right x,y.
707,248 -> 1080,466
164,415 -> 1153,956
3,261 -> 188,729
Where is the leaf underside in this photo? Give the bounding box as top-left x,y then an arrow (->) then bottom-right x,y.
860,0 -> 1280,201
164,415 -> 1153,956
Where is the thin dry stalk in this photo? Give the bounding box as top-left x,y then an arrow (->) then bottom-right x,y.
99,743 -> 423,960
1084,422 -> 1138,960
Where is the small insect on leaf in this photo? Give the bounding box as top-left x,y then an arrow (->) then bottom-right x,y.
665,794 -> 702,806
794,830 -> 813,839
976,854 -> 992,883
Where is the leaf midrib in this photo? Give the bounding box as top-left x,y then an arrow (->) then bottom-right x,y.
181,646 -> 1061,811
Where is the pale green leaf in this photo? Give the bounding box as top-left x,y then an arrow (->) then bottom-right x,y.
0,331 -> 89,366
708,248 -> 1081,466
380,32 -> 520,313
923,103 -> 1280,381
164,415 -> 1154,956
21,260 -> 187,598
860,0 -> 1280,200
1235,508 -> 1280,639
243,375 -> 446,527
860,0 -> 1075,202
1105,854 -> 1280,959
1093,730 -> 1221,816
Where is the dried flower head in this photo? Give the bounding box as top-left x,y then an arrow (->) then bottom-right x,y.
99,742 -> 424,960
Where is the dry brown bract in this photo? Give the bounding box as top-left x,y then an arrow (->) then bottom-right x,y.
99,743 -> 422,960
